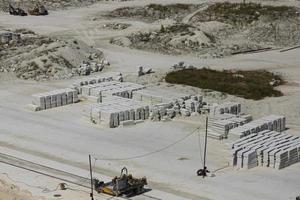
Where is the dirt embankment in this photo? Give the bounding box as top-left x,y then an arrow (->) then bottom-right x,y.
109,3 -> 300,58
0,0 -> 106,11
0,178 -> 43,200
106,3 -> 203,22
0,29 -> 105,80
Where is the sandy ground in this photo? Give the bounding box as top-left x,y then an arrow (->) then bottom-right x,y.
1,0 -> 300,200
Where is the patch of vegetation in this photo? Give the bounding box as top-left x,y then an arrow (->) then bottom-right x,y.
195,2 -> 299,25
147,3 -> 191,12
108,3 -> 201,21
165,68 -> 284,100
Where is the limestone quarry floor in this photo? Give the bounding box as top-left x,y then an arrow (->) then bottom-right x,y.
1,0 -> 300,199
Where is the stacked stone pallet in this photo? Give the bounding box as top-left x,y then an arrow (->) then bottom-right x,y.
209,102 -> 242,116
132,88 -> 204,121
132,88 -> 196,105
230,115 -> 286,139
88,96 -> 149,128
208,113 -> 252,139
31,88 -> 79,111
71,73 -> 123,94
81,81 -> 145,99
232,130 -> 300,170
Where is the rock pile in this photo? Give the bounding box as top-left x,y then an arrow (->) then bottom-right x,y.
0,30 -> 106,80
102,23 -> 131,30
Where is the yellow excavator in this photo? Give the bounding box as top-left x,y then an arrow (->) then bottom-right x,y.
93,167 -> 147,197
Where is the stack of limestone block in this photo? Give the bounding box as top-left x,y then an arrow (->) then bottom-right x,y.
230,115 -> 286,139
88,96 -> 149,128
31,88 -> 78,111
232,129 -> 300,170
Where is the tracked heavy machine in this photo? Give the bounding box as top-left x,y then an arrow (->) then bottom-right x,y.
28,4 -> 48,16
9,4 -> 27,16
93,167 -> 147,197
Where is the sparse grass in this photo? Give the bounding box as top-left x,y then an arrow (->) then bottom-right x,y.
147,3 -> 191,12
197,2 -> 298,25
165,68 -> 284,100
109,3 -> 201,21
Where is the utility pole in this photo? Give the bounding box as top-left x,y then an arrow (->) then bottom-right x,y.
197,116 -> 209,178
203,116 -> 208,177
89,155 -> 94,200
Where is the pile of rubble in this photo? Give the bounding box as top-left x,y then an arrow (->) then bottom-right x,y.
102,23 -> 131,30
76,60 -> 108,76
107,4 -> 202,22
171,61 -> 196,70
0,29 -> 108,80
131,87 -> 205,121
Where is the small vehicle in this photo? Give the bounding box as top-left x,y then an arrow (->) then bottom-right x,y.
9,4 -> 27,16
93,167 -> 147,197
28,4 -> 48,16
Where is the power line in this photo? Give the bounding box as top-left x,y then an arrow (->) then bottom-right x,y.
91,127 -> 200,161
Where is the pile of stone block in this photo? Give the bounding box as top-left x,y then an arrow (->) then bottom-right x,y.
132,88 -> 193,105
208,114 -> 251,140
88,96 -> 149,128
81,81 -> 145,99
31,88 -> 79,111
230,115 -> 286,139
232,130 -> 300,170
132,88 -> 204,121
148,95 -> 204,121
71,73 -> 123,93
209,102 -> 242,116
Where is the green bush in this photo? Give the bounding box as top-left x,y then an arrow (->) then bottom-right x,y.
165,68 -> 284,100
